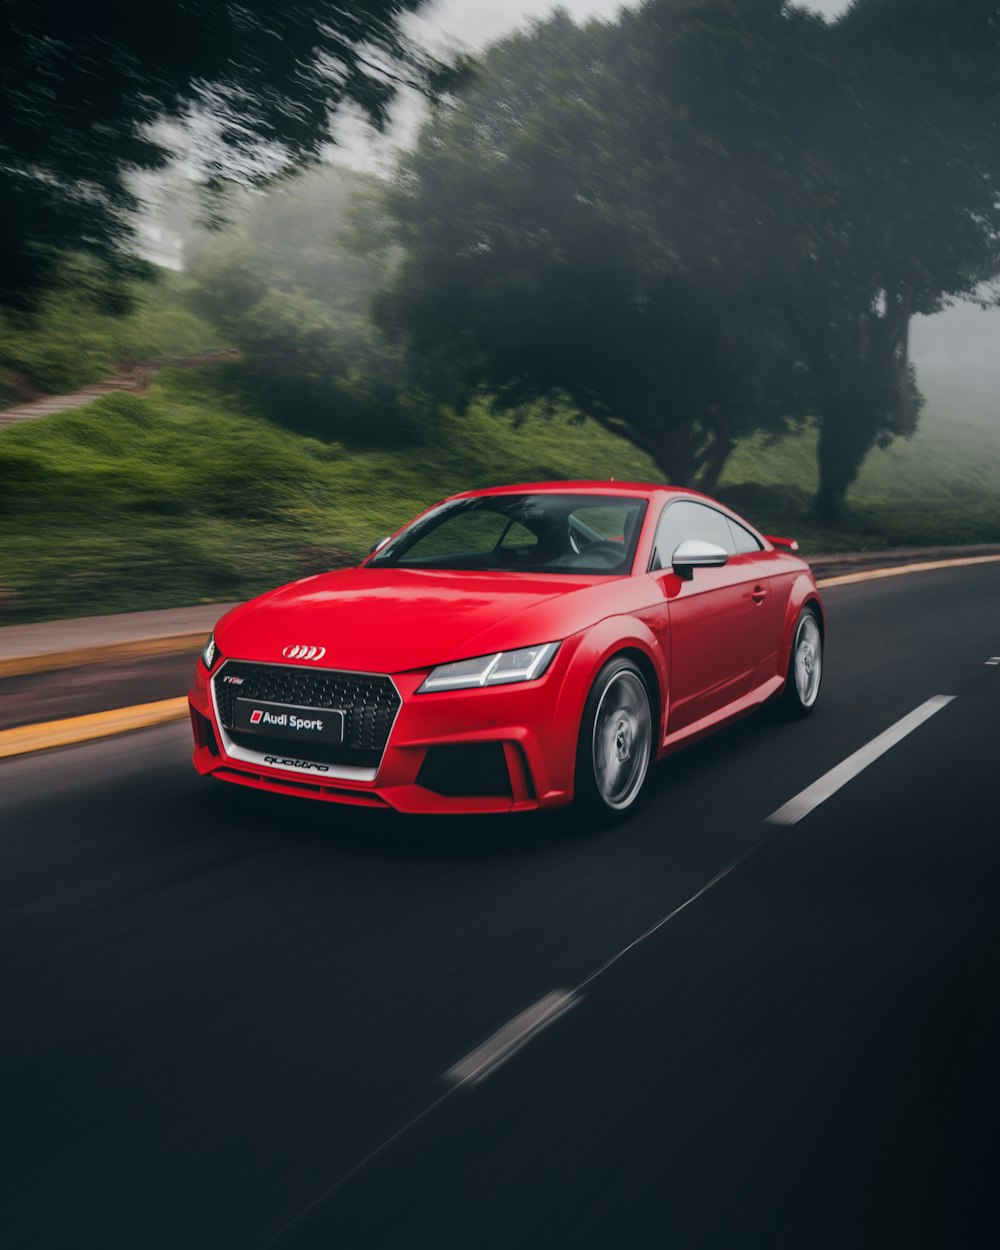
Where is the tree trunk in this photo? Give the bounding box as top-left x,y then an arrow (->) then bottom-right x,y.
813,397 -> 877,519
697,434 -> 735,495
651,440 -> 701,488
812,299 -> 915,520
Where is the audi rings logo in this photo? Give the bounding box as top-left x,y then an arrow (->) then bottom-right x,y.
282,644 -> 327,661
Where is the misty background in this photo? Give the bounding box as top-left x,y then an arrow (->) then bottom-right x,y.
1,0 -> 998,623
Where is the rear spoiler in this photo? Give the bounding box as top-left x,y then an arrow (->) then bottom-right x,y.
765,534 -> 799,552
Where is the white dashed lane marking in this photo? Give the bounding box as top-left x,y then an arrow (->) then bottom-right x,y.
766,695 -> 956,827
446,991 -> 580,1088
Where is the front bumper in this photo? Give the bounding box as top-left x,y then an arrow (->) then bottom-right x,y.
188,647 -> 584,814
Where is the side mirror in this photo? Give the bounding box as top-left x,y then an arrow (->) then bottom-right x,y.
671,539 -> 729,581
369,536 -> 391,556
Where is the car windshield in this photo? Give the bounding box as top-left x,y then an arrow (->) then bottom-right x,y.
369,493 -> 648,576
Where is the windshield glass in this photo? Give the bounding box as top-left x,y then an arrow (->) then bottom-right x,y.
369,493 -> 648,576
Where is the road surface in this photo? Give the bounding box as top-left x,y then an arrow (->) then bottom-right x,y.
2,563 -> 998,1249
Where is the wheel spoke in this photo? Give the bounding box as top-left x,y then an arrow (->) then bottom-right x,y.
794,615 -> 822,708
592,671 -> 652,811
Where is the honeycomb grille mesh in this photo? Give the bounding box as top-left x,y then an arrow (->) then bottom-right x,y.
214,660 -> 400,767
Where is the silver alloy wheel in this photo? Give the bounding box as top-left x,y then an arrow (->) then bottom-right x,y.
793,613 -> 822,708
591,669 -> 652,811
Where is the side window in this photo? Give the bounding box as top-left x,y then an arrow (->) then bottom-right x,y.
651,501 -> 735,570
727,517 -> 763,554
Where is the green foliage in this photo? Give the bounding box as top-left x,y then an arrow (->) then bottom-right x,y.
0,270 -> 222,404
186,165 -> 418,444
2,365 -> 997,623
378,0 -> 1000,515
379,5 -> 817,490
718,364 -> 1000,547
0,1 -> 453,309
0,367 -> 660,622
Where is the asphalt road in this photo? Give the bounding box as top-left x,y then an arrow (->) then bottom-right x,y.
2,563 -> 998,1249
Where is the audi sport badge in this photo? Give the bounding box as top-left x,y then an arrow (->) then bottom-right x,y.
235,698 -> 345,745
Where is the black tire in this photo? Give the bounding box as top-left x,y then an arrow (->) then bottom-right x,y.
780,606 -> 823,718
572,656 -> 654,827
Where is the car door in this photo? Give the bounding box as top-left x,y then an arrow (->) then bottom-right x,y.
726,510 -> 783,684
649,500 -> 774,735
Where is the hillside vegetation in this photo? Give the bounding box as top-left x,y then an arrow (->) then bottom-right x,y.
1,363 -> 998,623
0,368 -> 656,622
0,272 -> 223,406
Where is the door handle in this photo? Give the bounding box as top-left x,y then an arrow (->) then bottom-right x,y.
751,584 -> 767,604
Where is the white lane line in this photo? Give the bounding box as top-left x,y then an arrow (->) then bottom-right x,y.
575,846 -> 759,993
446,990 -> 580,1088
263,845 -> 764,1241
446,844 -> 760,1090
257,1089 -> 456,1249
986,657 -> 1000,666
767,695 -> 956,827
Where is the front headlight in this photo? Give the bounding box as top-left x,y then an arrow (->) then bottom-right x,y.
418,642 -> 560,693
201,633 -> 218,669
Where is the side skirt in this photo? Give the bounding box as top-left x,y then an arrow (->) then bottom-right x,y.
659,676 -> 784,758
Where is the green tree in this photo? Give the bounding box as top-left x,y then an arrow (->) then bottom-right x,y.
0,1 -> 452,309
790,0 -> 1000,515
381,0 -> 1000,515
186,165 -> 414,444
377,4 -> 819,490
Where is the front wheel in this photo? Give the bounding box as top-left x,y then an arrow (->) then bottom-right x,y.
781,607 -> 823,717
573,657 -> 653,826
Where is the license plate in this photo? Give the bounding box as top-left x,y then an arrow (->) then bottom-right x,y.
234,698 -> 345,745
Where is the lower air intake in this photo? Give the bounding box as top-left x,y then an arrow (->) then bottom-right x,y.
417,743 -> 512,798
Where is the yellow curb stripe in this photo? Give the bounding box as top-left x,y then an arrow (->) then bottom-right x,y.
0,633 -> 205,680
816,553 -> 1000,589
0,697 -> 189,760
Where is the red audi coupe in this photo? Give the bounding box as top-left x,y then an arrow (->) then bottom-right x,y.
188,482 -> 824,822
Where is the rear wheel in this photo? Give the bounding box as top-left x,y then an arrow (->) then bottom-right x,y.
782,607 -> 823,717
574,657 -> 653,826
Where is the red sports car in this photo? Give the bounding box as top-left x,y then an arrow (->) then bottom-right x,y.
188,482 -> 824,822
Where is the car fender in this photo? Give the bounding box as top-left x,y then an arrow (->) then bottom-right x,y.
552,613 -> 668,759
776,575 -> 825,681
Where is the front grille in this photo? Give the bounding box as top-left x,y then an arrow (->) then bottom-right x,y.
417,743 -> 512,798
213,660 -> 400,767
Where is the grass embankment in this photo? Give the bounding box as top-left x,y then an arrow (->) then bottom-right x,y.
0,368 -> 657,622
0,273 -> 223,406
1,364 -> 997,623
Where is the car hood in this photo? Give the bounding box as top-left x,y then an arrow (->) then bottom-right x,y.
214,567 -> 626,673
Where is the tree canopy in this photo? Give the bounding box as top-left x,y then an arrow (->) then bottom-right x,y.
793,0 -> 1000,512
0,0 -> 449,309
378,0 -> 1000,513
378,3 -> 823,491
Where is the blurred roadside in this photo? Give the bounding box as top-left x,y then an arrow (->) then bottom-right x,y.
0,602 -> 233,679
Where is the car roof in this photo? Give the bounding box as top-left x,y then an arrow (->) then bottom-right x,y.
450,480 -> 711,501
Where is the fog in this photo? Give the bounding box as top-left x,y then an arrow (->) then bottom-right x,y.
337,0 -> 998,382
